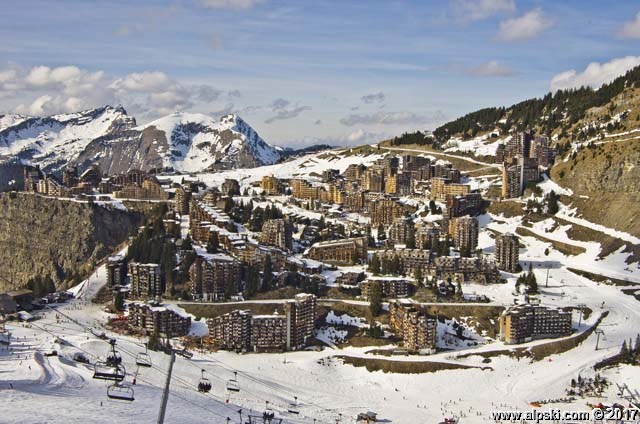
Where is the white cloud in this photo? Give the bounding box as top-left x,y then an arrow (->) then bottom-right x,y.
24,66 -> 83,87
465,60 -> 514,76
497,8 -> 552,41
265,105 -> 311,124
550,56 -> 640,92
110,71 -> 172,92
347,128 -> 377,143
287,129 -> 387,149
270,98 -> 290,111
451,0 -> 515,21
340,110 -> 446,127
196,85 -> 222,103
361,92 -> 385,104
0,64 -> 226,119
618,12 -> 640,39
199,0 -> 263,9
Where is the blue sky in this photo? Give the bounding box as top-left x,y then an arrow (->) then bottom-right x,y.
1,0 -> 640,147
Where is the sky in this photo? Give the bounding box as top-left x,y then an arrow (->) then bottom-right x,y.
1,0 -> 640,148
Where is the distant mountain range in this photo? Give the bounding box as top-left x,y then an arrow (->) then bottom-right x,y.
0,106 -> 287,175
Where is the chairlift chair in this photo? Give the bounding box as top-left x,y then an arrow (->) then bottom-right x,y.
287,396 -> 300,414
93,362 -> 126,381
198,369 -> 212,393
226,371 -> 240,393
176,348 -> 193,359
136,351 -> 152,368
107,383 -> 135,402
263,401 -> 275,420
106,341 -> 122,367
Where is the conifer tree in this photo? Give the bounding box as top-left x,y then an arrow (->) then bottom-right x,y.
369,282 -> 383,316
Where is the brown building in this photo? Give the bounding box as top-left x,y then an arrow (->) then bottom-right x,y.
363,166 -> 385,193
388,217 -> 415,246
360,277 -> 411,300
174,185 -> 192,215
208,310 -> 252,351
415,223 -> 441,250
128,262 -> 163,299
370,199 -> 407,226
189,254 -> 242,301
499,304 -> 572,344
531,136 -> 555,168
496,233 -> 520,273
260,219 -> 293,251
291,179 -> 322,200
388,299 -> 437,353
250,314 -> 288,352
221,179 -> 240,196
307,237 -> 367,265
430,177 -> 470,201
433,255 -> 500,285
107,255 -> 127,288
261,175 -> 284,195
284,293 -> 317,350
502,161 -> 522,199
23,165 -> 43,192
502,156 -> 539,199
62,166 -> 78,187
79,165 -> 102,188
376,248 -> 433,277
115,177 -> 169,200
451,216 -> 479,253
207,294 -> 317,352
128,301 -> 191,338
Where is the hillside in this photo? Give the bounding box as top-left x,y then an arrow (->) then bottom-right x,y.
386,66 -> 640,238
0,107 -> 282,175
0,193 -> 142,291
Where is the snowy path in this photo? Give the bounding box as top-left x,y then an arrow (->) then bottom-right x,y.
381,146 -> 502,169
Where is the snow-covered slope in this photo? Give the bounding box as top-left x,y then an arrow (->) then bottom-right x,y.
0,105 -> 135,171
136,112 -> 282,172
0,107 -> 282,174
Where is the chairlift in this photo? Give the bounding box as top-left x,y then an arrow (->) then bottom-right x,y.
198,369 -> 212,393
226,371 -> 240,392
176,348 -> 193,359
93,362 -> 126,381
107,383 -> 135,402
287,396 -> 300,414
136,347 -> 152,367
263,401 -> 275,420
106,340 -> 122,366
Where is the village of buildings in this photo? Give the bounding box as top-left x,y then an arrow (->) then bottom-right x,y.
4,130 -> 583,357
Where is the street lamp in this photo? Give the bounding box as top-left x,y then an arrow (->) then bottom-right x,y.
595,329 -> 605,350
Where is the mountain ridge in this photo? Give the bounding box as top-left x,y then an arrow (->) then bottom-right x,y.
0,106 -> 283,175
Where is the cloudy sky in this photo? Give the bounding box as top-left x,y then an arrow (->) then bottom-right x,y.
1,0 -> 640,147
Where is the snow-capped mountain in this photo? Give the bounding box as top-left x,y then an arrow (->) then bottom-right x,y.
0,106 -> 282,174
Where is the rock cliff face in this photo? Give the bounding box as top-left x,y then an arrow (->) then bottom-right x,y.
0,193 -> 142,291
551,139 -> 640,237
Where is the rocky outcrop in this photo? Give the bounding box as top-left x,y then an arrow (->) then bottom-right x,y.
551,139 -> 640,237
0,193 -> 142,291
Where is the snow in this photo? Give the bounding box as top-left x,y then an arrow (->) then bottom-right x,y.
326,311 -> 368,328
537,173 -> 573,196
443,132 -> 509,157
437,318 -> 486,351
0,108 -> 283,174
315,326 -> 348,347
162,149 -> 384,194
5,134 -> 640,422
0,106 -> 131,170
140,112 -> 281,172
